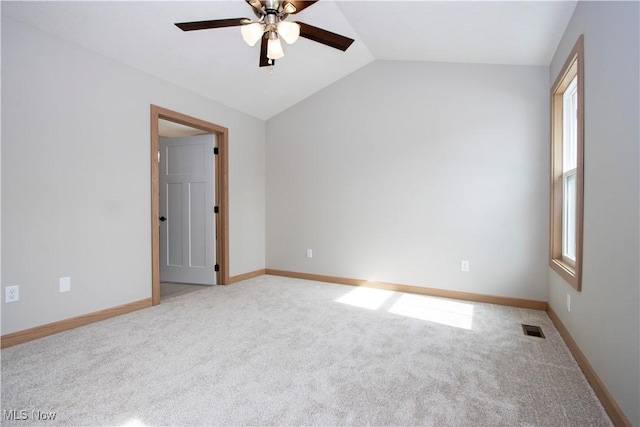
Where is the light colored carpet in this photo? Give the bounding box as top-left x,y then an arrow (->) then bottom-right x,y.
1,275 -> 611,426
160,282 -> 211,300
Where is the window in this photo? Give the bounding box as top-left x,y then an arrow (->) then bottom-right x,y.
550,35 -> 584,290
562,76 -> 578,266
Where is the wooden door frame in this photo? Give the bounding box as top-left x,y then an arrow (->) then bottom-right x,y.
151,105 -> 229,305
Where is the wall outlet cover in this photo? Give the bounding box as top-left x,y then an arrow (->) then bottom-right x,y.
5,285 -> 19,303
60,277 -> 71,293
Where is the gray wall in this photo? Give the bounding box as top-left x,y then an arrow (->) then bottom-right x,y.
548,2 -> 640,425
1,16 -> 266,335
266,60 -> 550,301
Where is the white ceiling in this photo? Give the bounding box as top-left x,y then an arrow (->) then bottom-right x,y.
2,1 -> 577,120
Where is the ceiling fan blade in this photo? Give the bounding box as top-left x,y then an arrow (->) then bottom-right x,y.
296,21 -> 354,51
284,1 -> 318,14
175,18 -> 248,32
259,35 -> 275,67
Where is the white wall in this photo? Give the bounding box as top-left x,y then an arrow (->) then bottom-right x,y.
266,60 -> 549,301
548,2 -> 640,425
1,16 -> 266,335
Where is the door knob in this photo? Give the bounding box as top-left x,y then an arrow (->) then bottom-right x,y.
159,216 -> 167,222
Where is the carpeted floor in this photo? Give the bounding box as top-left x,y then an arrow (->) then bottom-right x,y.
160,282 -> 211,300
1,275 -> 611,426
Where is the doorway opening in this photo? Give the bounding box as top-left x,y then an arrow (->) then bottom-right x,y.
151,105 -> 229,305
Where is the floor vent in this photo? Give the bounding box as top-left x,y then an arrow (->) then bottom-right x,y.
522,324 -> 545,338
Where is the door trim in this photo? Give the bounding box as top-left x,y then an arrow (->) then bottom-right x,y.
151,105 -> 229,305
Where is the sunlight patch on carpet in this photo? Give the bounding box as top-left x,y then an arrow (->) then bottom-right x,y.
336,286 -> 474,330
119,417 -> 149,427
388,293 -> 474,330
335,286 -> 394,310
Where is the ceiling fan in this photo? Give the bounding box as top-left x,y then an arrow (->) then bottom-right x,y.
175,0 -> 355,67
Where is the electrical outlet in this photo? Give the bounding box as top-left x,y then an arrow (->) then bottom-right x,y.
59,277 -> 71,293
5,286 -> 19,303
460,260 -> 470,272
567,293 -> 571,312
306,249 -> 313,259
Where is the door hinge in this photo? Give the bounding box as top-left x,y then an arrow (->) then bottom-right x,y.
214,264 -> 219,272
214,206 -> 219,214
214,147 -> 219,155
157,150 -> 160,163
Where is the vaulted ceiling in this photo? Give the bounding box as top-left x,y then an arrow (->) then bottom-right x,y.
2,1 -> 577,120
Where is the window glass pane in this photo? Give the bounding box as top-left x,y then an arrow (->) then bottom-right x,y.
563,172 -> 576,261
563,76 -> 578,172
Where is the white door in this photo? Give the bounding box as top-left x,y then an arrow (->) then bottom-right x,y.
159,134 -> 216,285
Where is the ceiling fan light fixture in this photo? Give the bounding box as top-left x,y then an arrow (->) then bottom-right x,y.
283,2 -> 297,14
241,22 -> 264,47
175,1 -> 356,68
277,21 -> 300,44
267,36 -> 285,60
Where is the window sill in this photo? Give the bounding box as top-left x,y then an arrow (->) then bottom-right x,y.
550,258 -> 580,291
